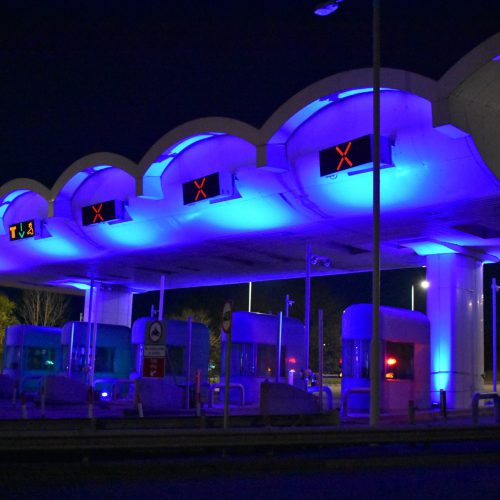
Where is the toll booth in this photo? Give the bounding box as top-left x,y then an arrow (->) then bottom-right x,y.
61,322 -> 132,393
131,318 -> 210,384
1,324 -> 63,393
220,312 -> 306,405
341,304 -> 430,412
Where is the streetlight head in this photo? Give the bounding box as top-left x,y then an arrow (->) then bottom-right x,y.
420,280 -> 430,290
314,1 -> 340,16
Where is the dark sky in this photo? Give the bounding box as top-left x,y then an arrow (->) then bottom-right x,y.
2,0 -> 499,188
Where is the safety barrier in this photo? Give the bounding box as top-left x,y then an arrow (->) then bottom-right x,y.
307,385 -> 334,411
208,383 -> 245,407
471,392 -> 500,425
341,387 -> 370,417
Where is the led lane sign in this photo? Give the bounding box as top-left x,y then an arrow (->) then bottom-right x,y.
9,219 -> 36,241
81,200 -> 122,226
319,134 -> 392,177
183,172 -> 222,205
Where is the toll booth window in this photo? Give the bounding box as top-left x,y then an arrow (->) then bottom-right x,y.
3,346 -> 21,370
166,345 -> 184,375
63,346 -> 86,373
220,342 -> 255,376
94,347 -> 115,373
341,339 -> 370,378
26,347 -> 57,371
385,341 -> 414,380
256,344 -> 286,377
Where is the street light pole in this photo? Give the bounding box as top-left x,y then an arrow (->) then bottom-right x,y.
369,0 -> 381,427
314,0 -> 381,425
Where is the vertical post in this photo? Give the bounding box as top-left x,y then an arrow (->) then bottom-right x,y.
318,309 -> 324,412
248,282 -> 252,312
186,316 -> 193,409
285,294 -> 290,318
90,285 -> 99,388
411,285 -> 415,311
440,389 -> 447,419
492,278 -> 497,392
305,243 -> 311,369
68,321 -> 75,377
86,279 -> 94,375
276,311 -> 283,384
224,332 -> 231,429
158,275 -> 165,321
370,0 -> 381,427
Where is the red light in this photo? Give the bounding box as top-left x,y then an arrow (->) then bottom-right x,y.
92,203 -> 104,223
194,177 -> 207,201
288,357 -> 297,364
386,357 -> 397,366
335,141 -> 353,171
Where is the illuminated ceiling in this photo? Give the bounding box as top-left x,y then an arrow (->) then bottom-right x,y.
0,36 -> 499,294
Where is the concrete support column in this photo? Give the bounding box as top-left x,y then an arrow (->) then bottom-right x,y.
84,286 -> 133,327
426,253 -> 484,408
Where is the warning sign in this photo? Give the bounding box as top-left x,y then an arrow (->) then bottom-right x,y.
146,320 -> 164,344
143,357 -> 166,378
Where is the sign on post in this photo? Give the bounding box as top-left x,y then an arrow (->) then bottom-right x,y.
143,320 -> 166,378
222,300 -> 233,333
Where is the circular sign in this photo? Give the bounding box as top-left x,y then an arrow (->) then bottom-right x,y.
148,320 -> 164,343
222,300 -> 233,333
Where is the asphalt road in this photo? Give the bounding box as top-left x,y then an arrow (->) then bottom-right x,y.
2,440 -> 500,499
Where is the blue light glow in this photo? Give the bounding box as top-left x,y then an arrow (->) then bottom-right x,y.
97,221 -> 165,248
321,161 -> 427,213
493,54 -> 500,61
91,165 -> 112,172
337,87 -> 393,99
203,193 -> 296,232
64,282 -> 91,291
275,99 -> 332,141
170,134 -> 215,155
402,240 -> 458,256
2,190 -> 29,203
145,156 -> 174,177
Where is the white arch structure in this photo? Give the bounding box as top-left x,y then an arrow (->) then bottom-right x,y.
0,34 -> 499,408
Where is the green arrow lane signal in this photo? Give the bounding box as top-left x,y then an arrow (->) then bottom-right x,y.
18,222 -> 25,238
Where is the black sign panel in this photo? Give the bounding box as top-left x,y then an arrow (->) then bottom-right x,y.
183,172 -> 221,205
82,200 -> 118,226
9,219 -> 36,241
320,135 -> 373,176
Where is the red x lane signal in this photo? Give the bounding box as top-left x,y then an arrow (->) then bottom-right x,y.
194,177 -> 207,201
335,142 -> 353,171
92,203 -> 105,223
319,134 -> 374,177
82,200 -> 120,226
183,172 -> 221,205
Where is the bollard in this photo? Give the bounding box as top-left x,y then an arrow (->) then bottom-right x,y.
87,386 -> 94,419
21,394 -> 27,420
440,389 -> 447,419
137,398 -> 144,419
195,369 -> 201,417
408,399 -> 416,425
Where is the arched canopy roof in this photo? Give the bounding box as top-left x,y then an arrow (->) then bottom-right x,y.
0,35 -> 498,294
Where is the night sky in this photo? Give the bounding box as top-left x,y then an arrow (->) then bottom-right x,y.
2,1 -> 500,362
2,0 -> 500,187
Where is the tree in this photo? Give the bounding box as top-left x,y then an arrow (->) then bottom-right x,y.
0,293 -> 18,367
17,290 -> 70,327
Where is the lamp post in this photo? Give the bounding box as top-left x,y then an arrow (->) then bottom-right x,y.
314,0 -> 381,426
411,279 -> 430,311
492,278 -> 499,392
